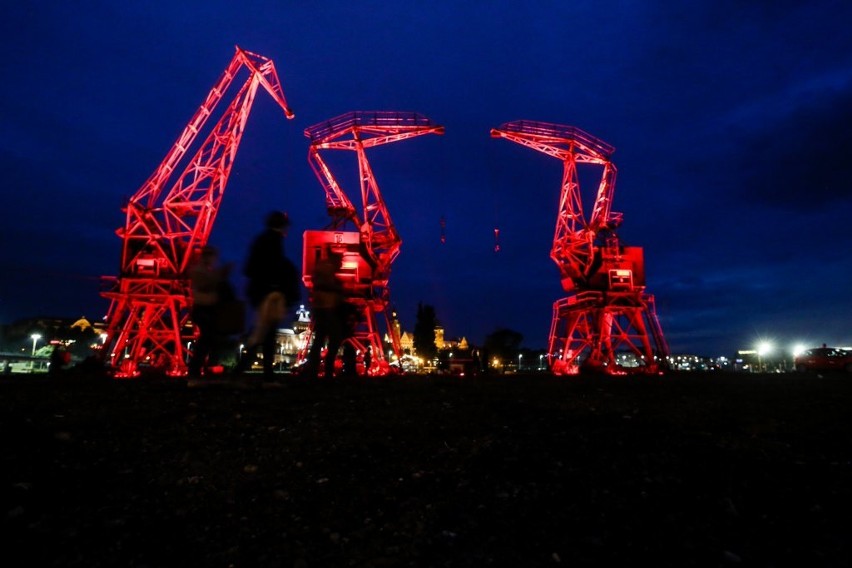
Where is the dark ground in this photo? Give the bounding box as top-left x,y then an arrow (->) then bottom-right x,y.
2,371 -> 851,567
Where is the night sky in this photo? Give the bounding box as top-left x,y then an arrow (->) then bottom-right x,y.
2,2 -> 851,357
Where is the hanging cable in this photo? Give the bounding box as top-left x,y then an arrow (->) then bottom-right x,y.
487,133 -> 503,253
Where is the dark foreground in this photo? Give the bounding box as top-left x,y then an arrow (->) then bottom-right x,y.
2,372 -> 851,567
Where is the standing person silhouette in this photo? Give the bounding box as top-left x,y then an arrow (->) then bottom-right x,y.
234,211 -> 300,380
188,245 -> 231,378
304,252 -> 345,379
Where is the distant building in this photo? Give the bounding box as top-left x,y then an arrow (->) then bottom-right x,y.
435,326 -> 445,350
275,328 -> 301,366
70,317 -> 93,332
3,316 -> 105,340
441,336 -> 469,351
274,305 -> 312,365
293,305 -> 311,336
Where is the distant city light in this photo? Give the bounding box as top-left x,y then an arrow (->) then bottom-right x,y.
30,333 -> 42,356
757,341 -> 773,356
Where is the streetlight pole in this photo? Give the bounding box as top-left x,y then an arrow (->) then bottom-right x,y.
30,333 -> 42,357
757,341 -> 773,373
518,353 -> 522,372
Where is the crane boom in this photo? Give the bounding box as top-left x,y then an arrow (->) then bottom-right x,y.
306,111 -> 444,277
101,46 -> 294,377
301,111 -> 444,375
491,120 -> 620,290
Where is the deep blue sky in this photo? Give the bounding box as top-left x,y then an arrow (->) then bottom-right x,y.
2,2 -> 851,356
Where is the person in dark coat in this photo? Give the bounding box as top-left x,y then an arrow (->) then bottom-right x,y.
187,245 -> 231,378
49,345 -> 69,377
234,211 -> 300,379
304,253 -> 345,379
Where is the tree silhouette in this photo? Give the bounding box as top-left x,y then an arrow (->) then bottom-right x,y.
484,328 -> 524,362
413,303 -> 438,361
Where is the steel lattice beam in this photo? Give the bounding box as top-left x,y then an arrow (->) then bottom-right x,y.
301,111 -> 443,375
492,120 -> 668,375
101,46 -> 294,377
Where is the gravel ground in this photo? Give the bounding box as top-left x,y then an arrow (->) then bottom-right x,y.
2,371 -> 852,567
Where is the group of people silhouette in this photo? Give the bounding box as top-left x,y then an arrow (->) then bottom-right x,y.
188,210 -> 349,381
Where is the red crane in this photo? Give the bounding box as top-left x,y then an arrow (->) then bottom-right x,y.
300,111 -> 444,375
100,46 -> 294,377
491,120 -> 668,375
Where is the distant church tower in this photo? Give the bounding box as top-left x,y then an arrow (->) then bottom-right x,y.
390,310 -> 402,348
294,305 -> 311,335
434,325 -> 445,350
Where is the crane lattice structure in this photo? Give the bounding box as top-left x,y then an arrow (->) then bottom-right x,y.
101,46 -> 294,377
300,111 -> 444,375
491,120 -> 668,375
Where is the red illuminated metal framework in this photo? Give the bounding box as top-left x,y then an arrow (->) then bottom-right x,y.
491,120 -> 668,375
300,111 -> 444,375
101,46 -> 294,377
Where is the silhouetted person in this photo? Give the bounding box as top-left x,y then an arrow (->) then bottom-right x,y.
340,302 -> 360,378
363,346 -> 372,376
341,342 -> 357,378
188,245 -> 231,378
304,253 -> 345,378
49,345 -> 69,377
235,211 -> 300,380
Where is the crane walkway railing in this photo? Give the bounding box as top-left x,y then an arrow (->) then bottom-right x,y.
493,120 -> 615,158
305,111 -> 439,142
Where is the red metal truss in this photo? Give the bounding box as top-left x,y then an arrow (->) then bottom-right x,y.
301,111 -> 444,375
101,46 -> 294,377
492,120 -> 668,375
491,121 -> 620,291
548,292 -> 668,375
306,111 -> 444,280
